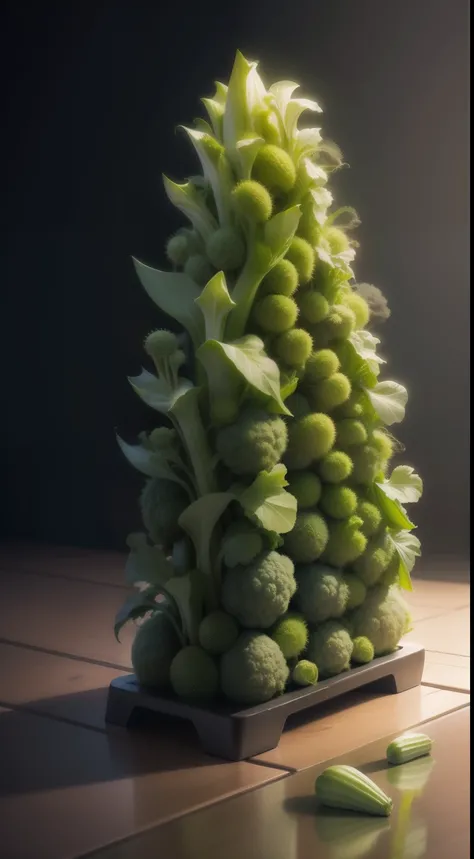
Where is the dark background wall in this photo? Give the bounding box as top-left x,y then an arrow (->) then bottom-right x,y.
1,0 -> 470,559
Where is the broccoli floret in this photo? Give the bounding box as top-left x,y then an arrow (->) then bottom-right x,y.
292,659 -> 318,686
220,631 -> 289,704
131,612 -> 181,689
216,408 -> 288,476
271,612 -> 308,658
351,636 -> 375,664
198,610 -> 239,655
307,620 -> 354,678
170,645 -> 219,699
351,585 -> 412,656
284,512 -> 329,563
139,478 -> 189,549
295,563 -> 349,623
322,517 -> 367,567
285,413 -> 336,469
353,531 -> 396,586
343,572 -> 367,609
221,520 -> 264,568
222,550 -> 296,628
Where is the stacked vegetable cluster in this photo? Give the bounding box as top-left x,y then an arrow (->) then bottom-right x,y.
115,51 -> 423,706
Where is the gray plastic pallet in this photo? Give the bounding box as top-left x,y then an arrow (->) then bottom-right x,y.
105,642 -> 425,761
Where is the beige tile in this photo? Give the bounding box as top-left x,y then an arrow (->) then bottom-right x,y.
422,651 -> 470,692
251,685 -> 469,771
0,642 -> 126,730
0,706 -> 287,859
404,607 -> 470,656
0,542 -> 127,588
0,570 -> 134,668
406,579 -> 470,610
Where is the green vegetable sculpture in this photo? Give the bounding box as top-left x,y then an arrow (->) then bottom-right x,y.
115,51 -> 423,706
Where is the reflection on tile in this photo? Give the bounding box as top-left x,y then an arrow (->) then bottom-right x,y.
407,579 -> 470,610
0,707 -> 287,859
422,651 -> 470,692
0,542 -> 127,588
404,607 -> 470,656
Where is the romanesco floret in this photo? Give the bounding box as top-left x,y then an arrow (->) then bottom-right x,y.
284,512 -> 329,563
353,531 -> 396,587
139,478 -> 189,549
295,563 -> 349,623
222,550 -> 296,628
307,620 -> 354,678
271,612 -> 308,658
221,520 -> 264,567
216,408 -> 288,476
220,631 -> 289,704
351,585 -> 412,656
131,612 -> 181,689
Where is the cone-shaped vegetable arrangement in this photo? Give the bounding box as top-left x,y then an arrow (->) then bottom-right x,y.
115,51 -> 423,706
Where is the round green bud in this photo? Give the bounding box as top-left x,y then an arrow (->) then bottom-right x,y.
284,511 -> 329,563
285,413 -> 336,469
351,444 -> 381,485
170,646 -> 219,700
271,612 -> 308,659
260,259 -> 299,296
353,532 -> 396,586
323,519 -> 368,567
273,328 -> 313,367
184,254 -> 214,286
131,612 -> 181,689
310,372 -> 352,412
357,500 -> 382,537
326,226 -> 351,255
335,390 -> 368,420
343,292 -> 370,328
232,179 -> 273,223
144,328 -> 179,360
343,573 -> 367,609
336,418 -> 368,447
205,226 -> 246,271
166,233 -> 190,266
285,392 -> 311,418
298,290 -> 329,324
324,304 -> 356,340
379,553 -> 400,587
319,450 -> 354,484
305,349 -> 340,383
320,485 -> 358,519
287,471 -> 322,508
371,429 -> 394,462
253,143 -> 297,193
286,237 -> 316,284
292,659 -> 318,686
178,228 -> 204,255
351,636 -> 375,664
210,396 -> 240,427
198,611 -> 239,656
252,294 -> 298,333
253,107 -> 281,145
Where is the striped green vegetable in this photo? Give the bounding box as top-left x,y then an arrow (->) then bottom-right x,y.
386,733 -> 432,765
315,765 -> 393,817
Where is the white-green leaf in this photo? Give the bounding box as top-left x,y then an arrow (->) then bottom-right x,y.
350,329 -> 386,375
223,50 -> 253,157
379,466 -> 424,505
124,541 -> 173,588
132,258 -> 204,348
269,80 -> 300,117
371,483 -> 415,531
195,271 -> 236,342
387,530 -> 422,591
162,175 -> 217,241
285,97 -> 322,141
116,435 -> 191,493
236,135 -> 265,178
264,206 -> 302,259
237,464 -> 297,534
163,570 -> 206,646
114,588 -> 158,641
295,127 -> 322,159
366,381 -> 408,426
336,340 -> 378,389
128,368 -> 193,415
178,492 -> 235,579
180,127 -> 232,224
200,97 -> 225,138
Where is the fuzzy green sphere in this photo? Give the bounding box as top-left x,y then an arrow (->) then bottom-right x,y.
170,646 -> 219,700
216,408 -> 288,476
206,226 -> 246,271
274,328 -> 313,368
335,390 -> 368,420
131,612 -> 181,689
253,143 -> 297,193
222,551 -> 296,629
140,478 -> 189,549
292,660 -> 318,686
351,444 -> 381,485
260,259 -> 299,296
295,564 -> 350,624
323,304 -> 356,340
298,290 -> 329,324
285,413 -> 336,469
286,237 -> 316,284
287,471 -> 322,508
144,329 -> 179,360
284,511 -> 329,563
326,226 -> 351,255
371,429 -> 394,462
307,620 -> 354,678
320,485 -> 358,519
285,392 -> 311,418
271,612 -> 308,659
184,253 -> 214,285
319,450 -> 354,484
323,519 -> 368,567
351,585 -> 411,656
343,292 -> 370,328
343,573 -> 367,609
305,349 -> 340,384
357,500 -> 383,537
232,179 -> 273,223
336,418 -> 368,447
166,233 -> 190,266
352,636 -> 375,664
379,553 -> 400,587
310,372 -> 352,412
198,611 -> 239,656
220,632 -> 289,705
353,531 -> 396,587
252,294 -> 298,334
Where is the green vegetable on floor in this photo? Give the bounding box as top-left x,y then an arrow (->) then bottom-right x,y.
315,765 -> 393,817
386,733 -> 433,765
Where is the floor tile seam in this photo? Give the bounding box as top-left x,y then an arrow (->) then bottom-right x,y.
0,566 -> 128,591
0,636 -> 130,671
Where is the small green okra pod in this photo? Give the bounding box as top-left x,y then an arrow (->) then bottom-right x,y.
386,732 -> 433,765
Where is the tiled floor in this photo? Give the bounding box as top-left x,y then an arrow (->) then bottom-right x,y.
0,542 -> 469,859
